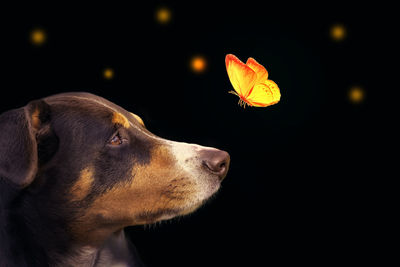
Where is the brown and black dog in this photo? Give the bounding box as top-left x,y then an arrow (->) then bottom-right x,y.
0,92 -> 230,266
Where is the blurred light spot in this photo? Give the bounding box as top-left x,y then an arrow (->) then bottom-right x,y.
190,56 -> 207,73
156,7 -> 171,24
349,86 -> 364,104
330,24 -> 346,42
30,28 -> 46,46
103,68 -> 114,80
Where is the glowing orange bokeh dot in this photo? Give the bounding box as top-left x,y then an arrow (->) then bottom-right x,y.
190,56 -> 207,73
103,68 -> 114,80
349,86 -> 364,104
155,7 -> 171,24
330,24 -> 346,42
30,28 -> 46,46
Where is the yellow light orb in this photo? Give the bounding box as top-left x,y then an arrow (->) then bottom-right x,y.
30,28 -> 46,46
103,68 -> 114,80
330,24 -> 346,42
349,86 -> 364,103
190,56 -> 207,73
156,7 -> 171,24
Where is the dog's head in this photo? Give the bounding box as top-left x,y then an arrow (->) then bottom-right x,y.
0,92 -> 229,245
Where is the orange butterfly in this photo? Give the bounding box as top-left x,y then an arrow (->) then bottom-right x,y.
225,54 -> 281,108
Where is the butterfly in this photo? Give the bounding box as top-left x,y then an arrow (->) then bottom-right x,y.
225,54 -> 281,108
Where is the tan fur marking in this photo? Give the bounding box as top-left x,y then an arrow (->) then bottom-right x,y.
31,108 -> 40,129
130,112 -> 145,127
70,167 -> 94,201
69,145 -> 196,244
112,112 -> 130,128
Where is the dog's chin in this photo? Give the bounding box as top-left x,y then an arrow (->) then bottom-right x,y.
181,173 -> 221,212
151,176 -> 221,224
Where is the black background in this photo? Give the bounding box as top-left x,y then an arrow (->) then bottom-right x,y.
2,2 -> 388,266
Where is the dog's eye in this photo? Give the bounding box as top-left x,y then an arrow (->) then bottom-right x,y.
109,133 -> 123,146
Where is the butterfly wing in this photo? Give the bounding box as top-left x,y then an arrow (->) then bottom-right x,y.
225,54 -> 257,97
264,80 -> 281,102
246,57 -> 268,87
246,80 -> 281,107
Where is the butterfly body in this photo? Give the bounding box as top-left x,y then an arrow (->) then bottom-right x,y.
225,54 -> 281,108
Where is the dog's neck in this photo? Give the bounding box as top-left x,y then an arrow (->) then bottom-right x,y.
4,189 -> 143,267
52,230 -> 140,267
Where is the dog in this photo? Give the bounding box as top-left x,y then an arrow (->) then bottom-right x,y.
0,92 -> 230,266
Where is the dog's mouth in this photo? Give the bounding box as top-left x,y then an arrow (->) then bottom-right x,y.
139,199 -> 214,224
137,175 -> 222,224
179,177 -> 221,214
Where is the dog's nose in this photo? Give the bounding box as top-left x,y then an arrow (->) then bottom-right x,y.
200,148 -> 230,180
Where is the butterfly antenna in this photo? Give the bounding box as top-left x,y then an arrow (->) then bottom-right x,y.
229,90 -> 239,96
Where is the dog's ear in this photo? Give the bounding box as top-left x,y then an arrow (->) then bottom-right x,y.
0,100 -> 51,188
